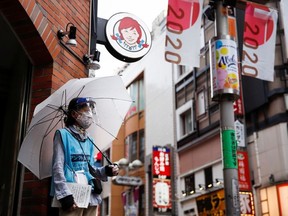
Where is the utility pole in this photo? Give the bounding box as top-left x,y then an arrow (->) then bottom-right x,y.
210,0 -> 240,215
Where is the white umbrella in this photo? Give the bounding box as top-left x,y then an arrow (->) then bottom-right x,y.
18,76 -> 132,179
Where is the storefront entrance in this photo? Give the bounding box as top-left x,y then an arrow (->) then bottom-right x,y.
0,14 -> 32,215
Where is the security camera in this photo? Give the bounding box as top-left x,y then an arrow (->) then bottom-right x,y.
203,5 -> 215,21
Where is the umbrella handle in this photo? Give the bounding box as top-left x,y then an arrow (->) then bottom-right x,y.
88,137 -> 113,165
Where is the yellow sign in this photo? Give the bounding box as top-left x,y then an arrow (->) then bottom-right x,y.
196,189 -> 225,216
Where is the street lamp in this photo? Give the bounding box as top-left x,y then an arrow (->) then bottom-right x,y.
113,158 -> 143,216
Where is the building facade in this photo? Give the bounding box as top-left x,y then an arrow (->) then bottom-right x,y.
1,0 -> 288,215
119,11 -> 176,216
0,0 -> 94,215
175,0 -> 288,215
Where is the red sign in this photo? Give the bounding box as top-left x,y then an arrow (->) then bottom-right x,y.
152,146 -> 171,178
239,192 -> 255,215
238,150 -> 252,191
233,94 -> 244,116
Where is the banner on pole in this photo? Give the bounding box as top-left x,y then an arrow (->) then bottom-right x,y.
242,2 -> 278,81
165,0 -> 203,67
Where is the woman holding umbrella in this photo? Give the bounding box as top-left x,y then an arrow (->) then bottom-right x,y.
51,97 -> 119,215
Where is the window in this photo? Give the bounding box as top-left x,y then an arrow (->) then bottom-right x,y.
197,90 -> 206,117
127,82 -> 138,116
180,110 -> 193,136
127,77 -> 144,117
175,74 -> 194,109
139,79 -> 145,111
205,167 -> 213,189
125,130 -> 145,163
139,130 -> 145,162
176,100 -> 194,140
184,173 -> 195,196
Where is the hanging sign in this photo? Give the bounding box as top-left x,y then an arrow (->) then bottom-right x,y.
237,151 -> 252,191
234,120 -> 245,147
152,146 -> 171,178
242,2 -> 278,81
106,12 -> 152,62
165,0 -> 203,67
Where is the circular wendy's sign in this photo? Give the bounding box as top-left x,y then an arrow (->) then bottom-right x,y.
105,12 -> 152,63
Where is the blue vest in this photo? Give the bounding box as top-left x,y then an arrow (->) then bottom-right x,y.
59,129 -> 95,183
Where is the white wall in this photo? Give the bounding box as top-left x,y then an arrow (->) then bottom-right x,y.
247,122 -> 288,185
121,33 -> 175,156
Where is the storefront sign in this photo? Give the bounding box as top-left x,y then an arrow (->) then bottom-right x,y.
233,94 -> 244,116
106,12 -> 151,62
152,146 -> 172,213
238,150 -> 252,191
196,189 -> 225,215
112,176 -> 142,187
239,192 -> 255,215
196,190 -> 254,215
152,146 -> 171,178
152,178 -> 172,213
235,120 -> 245,148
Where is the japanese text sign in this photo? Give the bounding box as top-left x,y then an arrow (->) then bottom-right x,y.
152,146 -> 171,178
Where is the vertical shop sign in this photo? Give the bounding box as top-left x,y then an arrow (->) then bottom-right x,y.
233,94 -> 244,116
238,151 -> 252,191
152,146 -> 172,213
152,146 -> 171,178
235,120 -> 245,148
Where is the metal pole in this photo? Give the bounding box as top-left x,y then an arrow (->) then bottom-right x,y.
214,1 -> 240,215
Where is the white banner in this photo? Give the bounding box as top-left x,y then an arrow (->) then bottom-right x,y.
242,2 -> 278,81
280,0 -> 288,59
165,0 -> 203,67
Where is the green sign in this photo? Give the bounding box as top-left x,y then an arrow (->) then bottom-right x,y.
222,129 -> 238,169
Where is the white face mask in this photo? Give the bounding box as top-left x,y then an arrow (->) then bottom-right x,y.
76,111 -> 94,129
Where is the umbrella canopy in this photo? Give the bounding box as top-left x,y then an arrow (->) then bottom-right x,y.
18,76 -> 132,179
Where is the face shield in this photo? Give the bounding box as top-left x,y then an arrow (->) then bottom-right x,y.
74,97 -> 97,114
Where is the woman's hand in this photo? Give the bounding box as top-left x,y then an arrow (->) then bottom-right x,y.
67,203 -> 78,212
105,164 -> 119,176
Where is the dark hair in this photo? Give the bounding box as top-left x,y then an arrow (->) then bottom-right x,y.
64,97 -> 90,127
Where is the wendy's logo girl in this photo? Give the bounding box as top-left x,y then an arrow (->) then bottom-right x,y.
111,17 -> 149,52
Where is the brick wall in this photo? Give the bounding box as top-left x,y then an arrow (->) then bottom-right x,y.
0,0 -> 91,215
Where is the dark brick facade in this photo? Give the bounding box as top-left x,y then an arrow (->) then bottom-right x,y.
0,0 -> 91,215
